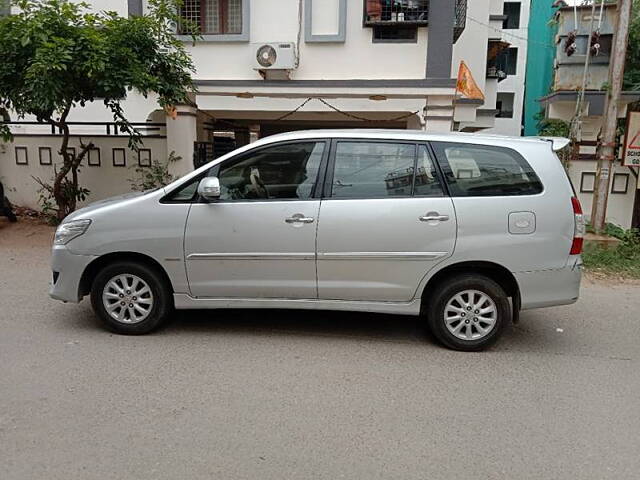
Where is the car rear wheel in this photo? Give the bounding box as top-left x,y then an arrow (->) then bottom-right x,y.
90,261 -> 173,335
426,274 -> 510,351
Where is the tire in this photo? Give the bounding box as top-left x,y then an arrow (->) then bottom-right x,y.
425,274 -> 510,351
90,261 -> 173,335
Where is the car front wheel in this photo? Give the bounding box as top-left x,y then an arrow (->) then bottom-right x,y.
426,274 -> 510,351
90,261 -> 173,335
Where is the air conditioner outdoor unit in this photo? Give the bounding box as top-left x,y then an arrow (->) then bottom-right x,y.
252,42 -> 297,70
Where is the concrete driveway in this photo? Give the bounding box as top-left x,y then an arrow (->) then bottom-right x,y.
1,220 -> 639,480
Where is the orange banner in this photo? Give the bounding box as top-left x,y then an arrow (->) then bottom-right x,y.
456,61 -> 485,101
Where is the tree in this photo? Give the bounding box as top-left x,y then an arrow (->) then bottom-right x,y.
0,0 -> 195,221
624,0 -> 640,90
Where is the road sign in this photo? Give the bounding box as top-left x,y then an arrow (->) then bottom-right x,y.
622,111 -> 640,167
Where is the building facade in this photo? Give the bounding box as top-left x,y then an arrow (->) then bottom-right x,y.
483,0 -> 530,136
2,0 -> 512,209
540,3 -> 640,229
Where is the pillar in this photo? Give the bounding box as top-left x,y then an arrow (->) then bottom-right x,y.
249,124 -> 261,143
165,104 -> 198,178
235,128 -> 251,147
423,95 -> 455,132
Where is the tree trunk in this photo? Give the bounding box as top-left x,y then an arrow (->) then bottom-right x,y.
49,107 -> 93,221
52,124 -> 72,221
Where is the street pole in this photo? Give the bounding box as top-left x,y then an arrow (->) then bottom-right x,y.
591,0 -> 633,233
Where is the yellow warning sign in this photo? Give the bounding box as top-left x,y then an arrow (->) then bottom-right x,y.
622,111 -> 640,167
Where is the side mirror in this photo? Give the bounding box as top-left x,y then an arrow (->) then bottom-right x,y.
197,176 -> 221,201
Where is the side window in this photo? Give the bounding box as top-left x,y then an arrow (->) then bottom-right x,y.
163,164 -> 218,203
218,142 -> 325,201
433,142 -> 543,197
330,142 -> 416,198
414,145 -> 444,197
170,180 -> 200,202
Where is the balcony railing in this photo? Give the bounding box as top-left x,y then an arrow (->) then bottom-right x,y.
363,0 -> 467,42
454,0 -> 467,42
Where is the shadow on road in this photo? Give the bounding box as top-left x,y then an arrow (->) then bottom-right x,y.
64,301 -> 556,352
161,308 -> 547,350
168,309 -> 429,344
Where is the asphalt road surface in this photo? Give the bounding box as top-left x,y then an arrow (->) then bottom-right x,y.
1,220 -> 639,480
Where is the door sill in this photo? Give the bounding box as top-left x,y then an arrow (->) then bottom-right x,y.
173,294 -> 422,316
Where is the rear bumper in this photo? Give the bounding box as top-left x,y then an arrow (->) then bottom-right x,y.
514,258 -> 582,310
49,245 -> 97,303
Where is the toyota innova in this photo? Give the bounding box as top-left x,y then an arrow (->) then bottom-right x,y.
50,130 -> 583,350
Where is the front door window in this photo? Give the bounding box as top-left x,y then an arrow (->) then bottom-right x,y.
217,142 -> 325,201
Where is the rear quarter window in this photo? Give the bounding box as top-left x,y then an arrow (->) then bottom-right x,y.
432,142 -> 543,197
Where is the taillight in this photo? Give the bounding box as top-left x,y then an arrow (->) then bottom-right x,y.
570,196 -> 585,255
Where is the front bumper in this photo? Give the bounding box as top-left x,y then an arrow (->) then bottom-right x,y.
49,245 -> 97,303
514,257 -> 582,310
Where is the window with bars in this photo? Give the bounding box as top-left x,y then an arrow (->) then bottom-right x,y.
179,0 -> 243,35
364,0 -> 429,25
363,0 -> 467,43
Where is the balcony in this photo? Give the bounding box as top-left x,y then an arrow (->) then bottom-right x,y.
363,0 -> 467,42
487,40 -> 511,82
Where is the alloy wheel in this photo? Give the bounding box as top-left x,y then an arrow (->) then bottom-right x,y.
102,274 -> 154,324
444,289 -> 497,341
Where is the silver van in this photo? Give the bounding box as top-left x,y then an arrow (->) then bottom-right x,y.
50,130 -> 583,351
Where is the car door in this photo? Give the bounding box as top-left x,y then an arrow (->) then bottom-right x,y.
184,140 -> 328,299
429,141 -> 565,272
316,141 -> 457,302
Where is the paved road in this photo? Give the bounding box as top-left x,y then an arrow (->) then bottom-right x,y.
1,220 -> 639,480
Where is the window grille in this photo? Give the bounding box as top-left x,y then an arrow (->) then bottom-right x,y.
227,0 -> 242,34
179,0 -> 243,35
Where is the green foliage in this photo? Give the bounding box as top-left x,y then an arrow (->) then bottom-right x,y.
583,227 -> 640,279
537,117 -> 570,138
129,151 -> 180,191
536,116 -> 572,165
0,0 -> 195,142
623,0 -> 640,90
0,0 -> 195,219
603,222 -> 627,240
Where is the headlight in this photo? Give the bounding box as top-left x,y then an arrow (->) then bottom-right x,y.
54,219 -> 92,245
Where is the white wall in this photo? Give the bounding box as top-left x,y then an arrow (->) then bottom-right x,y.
185,0 -> 429,81
0,135 -> 167,209
567,159 -> 638,230
486,0 -> 530,136
81,0 -> 128,16
452,0 -> 491,96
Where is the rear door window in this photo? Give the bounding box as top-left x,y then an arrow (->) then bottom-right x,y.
431,142 -> 543,196
329,142 -> 416,199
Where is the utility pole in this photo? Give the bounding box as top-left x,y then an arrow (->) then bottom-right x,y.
591,0 -> 633,233
570,2 -> 597,149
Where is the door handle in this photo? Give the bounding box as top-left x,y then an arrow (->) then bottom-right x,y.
285,214 -> 314,224
419,213 -> 450,222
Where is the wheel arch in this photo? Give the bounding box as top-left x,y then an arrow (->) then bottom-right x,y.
420,261 -> 520,310
79,251 -> 175,299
